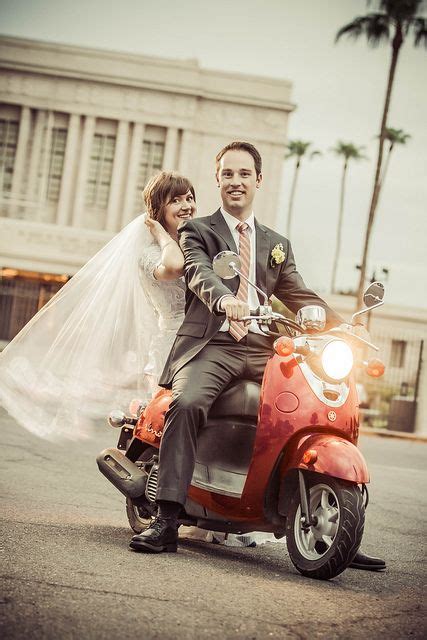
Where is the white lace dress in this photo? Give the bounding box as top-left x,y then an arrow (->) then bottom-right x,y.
138,243 -> 185,389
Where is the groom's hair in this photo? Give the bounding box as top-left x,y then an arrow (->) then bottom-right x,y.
215,141 -> 262,177
143,171 -> 196,227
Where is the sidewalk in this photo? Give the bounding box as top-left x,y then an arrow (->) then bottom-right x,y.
360,426 -> 427,443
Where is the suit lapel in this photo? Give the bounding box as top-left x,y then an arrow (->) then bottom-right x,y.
255,220 -> 272,302
210,209 -> 238,253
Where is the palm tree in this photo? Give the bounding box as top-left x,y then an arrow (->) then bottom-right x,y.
330,142 -> 367,294
336,0 -> 427,309
285,140 -> 321,238
380,126 -> 411,185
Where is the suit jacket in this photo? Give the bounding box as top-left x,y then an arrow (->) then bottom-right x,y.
158,208 -> 343,387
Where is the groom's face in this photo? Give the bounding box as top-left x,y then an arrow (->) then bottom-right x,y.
216,149 -> 262,219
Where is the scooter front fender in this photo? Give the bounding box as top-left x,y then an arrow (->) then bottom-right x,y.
283,433 -> 370,484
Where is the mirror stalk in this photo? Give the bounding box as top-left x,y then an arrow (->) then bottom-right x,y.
230,264 -> 269,306
351,299 -> 384,325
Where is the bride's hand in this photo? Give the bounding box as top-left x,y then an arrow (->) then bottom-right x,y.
145,217 -> 170,244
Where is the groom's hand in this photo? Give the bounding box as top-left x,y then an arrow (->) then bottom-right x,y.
220,296 -> 250,321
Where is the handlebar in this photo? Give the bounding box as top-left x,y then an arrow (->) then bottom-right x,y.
243,309 -> 379,350
242,308 -> 305,334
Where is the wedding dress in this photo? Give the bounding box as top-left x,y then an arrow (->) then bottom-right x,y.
137,242 -> 185,392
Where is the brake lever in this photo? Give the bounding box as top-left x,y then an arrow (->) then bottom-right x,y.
242,314 -> 274,322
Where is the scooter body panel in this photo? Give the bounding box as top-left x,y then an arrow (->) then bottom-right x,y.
131,352 -> 363,527
280,433 -> 370,483
234,354 -> 360,518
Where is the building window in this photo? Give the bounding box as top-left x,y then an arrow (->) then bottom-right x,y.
135,126 -> 166,210
85,133 -> 116,210
42,127 -> 67,203
390,339 -> 407,368
0,118 -> 19,194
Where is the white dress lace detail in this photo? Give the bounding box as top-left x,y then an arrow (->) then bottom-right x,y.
138,243 -> 185,383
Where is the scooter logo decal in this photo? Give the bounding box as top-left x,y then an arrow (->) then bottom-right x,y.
328,411 -> 337,422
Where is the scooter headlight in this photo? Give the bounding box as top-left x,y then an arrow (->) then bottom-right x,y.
321,339 -> 354,381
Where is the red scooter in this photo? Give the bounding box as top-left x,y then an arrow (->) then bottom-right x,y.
97,251 -> 385,580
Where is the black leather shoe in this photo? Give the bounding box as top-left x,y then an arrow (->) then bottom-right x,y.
129,517 -> 178,553
350,550 -> 386,571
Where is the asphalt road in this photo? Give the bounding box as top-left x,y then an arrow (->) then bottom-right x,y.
0,407 -> 426,640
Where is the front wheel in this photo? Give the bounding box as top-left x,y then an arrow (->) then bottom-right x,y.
285,476 -> 365,580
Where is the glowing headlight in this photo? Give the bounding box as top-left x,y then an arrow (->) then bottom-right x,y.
321,340 -> 354,381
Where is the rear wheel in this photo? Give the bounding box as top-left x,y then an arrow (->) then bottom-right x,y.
126,498 -> 154,534
286,476 -> 365,580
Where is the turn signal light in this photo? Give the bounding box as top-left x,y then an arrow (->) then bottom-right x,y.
302,449 -> 318,465
366,358 -> 385,378
274,336 -> 295,357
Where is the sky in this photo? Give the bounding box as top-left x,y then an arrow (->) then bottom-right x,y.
1,0 -> 426,308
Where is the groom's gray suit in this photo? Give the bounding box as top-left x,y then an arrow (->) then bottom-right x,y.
156,209 -> 343,505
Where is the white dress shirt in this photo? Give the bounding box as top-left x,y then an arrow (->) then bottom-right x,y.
218,207 -> 267,336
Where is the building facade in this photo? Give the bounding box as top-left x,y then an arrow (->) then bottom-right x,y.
0,35 -> 294,340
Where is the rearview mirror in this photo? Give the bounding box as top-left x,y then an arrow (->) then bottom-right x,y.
212,251 -> 241,280
363,282 -> 385,308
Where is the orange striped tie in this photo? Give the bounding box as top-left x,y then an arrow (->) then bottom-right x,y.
229,222 -> 251,341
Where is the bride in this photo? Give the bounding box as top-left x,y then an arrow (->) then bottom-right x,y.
0,171 -> 194,440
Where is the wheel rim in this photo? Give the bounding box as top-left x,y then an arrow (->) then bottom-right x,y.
294,483 -> 340,560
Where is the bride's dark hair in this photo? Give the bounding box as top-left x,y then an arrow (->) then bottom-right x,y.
143,171 -> 196,228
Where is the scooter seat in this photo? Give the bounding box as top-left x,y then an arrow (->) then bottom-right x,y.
209,380 -> 261,419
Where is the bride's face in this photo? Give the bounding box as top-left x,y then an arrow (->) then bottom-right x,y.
163,190 -> 196,235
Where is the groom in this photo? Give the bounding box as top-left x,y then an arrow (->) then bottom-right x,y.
130,141 -> 385,571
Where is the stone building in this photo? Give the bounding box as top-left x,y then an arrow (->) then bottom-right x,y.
0,35 -> 294,340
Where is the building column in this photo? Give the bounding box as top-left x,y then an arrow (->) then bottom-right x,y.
178,129 -> 193,176
71,115 -> 95,228
162,127 -> 179,171
26,109 -> 45,202
106,120 -> 129,232
10,106 -> 31,216
37,110 -> 54,207
56,114 -> 81,226
121,122 -> 144,226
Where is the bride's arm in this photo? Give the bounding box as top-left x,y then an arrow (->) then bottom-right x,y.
145,218 -> 183,281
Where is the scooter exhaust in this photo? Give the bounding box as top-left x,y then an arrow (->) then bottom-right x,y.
96,448 -> 147,498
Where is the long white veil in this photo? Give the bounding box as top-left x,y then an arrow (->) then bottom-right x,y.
0,214 -> 158,441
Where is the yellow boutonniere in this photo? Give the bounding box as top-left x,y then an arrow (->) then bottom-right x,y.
270,243 -> 286,267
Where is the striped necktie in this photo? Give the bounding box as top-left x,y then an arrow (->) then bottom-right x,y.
229,222 -> 251,341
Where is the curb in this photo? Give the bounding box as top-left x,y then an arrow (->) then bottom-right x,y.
360,426 -> 427,443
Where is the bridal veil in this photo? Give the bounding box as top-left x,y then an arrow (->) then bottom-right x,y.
0,214 -> 158,441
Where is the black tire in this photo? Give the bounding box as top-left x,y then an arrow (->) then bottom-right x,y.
285,476 -> 365,580
125,497 -> 154,534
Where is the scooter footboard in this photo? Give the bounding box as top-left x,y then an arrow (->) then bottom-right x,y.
283,433 -> 370,484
